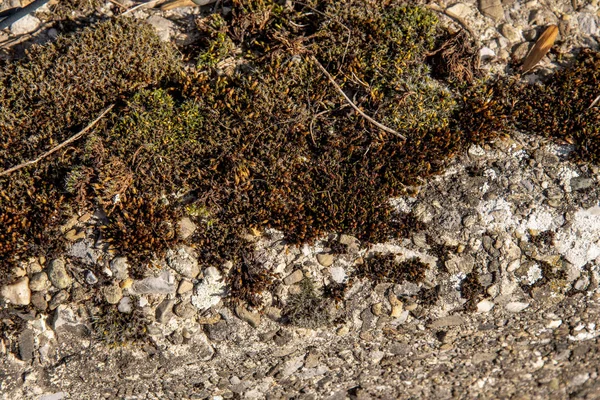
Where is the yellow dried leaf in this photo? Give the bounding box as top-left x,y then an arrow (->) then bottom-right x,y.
521,25 -> 558,73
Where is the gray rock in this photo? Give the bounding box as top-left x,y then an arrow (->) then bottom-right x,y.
512,42 -> 532,62
284,270 -> 304,285
39,393 -> 68,400
1,277 -> 31,305
109,257 -> 130,281
155,298 -> 175,324
570,177 -> 594,191
29,272 -> 50,292
174,300 -> 196,319
167,245 -> 200,278
47,259 -> 72,290
235,303 -> 261,328
18,329 -> 35,361
102,285 -> 123,305
446,3 -> 471,18
146,15 -> 173,42
429,315 -> 465,328
577,12 -> 598,36
10,14 -> 40,35
500,24 -> 521,42
131,271 -> 177,294
30,292 -> 48,310
206,320 -> 230,341
478,0 -> 503,21
48,290 -> 69,310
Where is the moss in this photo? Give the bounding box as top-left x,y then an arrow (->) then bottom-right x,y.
0,19 -> 179,284
460,270 -> 486,312
90,304 -> 150,347
283,277 -> 332,328
354,254 -> 429,285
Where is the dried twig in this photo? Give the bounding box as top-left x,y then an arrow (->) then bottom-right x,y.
120,0 -> 160,16
425,4 -> 478,44
589,95 -> 600,110
311,55 -> 406,141
0,105 -> 114,177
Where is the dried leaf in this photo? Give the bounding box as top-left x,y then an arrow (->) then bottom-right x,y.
521,25 -> 558,73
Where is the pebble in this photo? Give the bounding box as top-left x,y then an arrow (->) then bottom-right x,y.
500,23 -> 522,42
1,277 -> 31,305
447,3 -> 471,18
339,234 -> 358,246
283,270 -> 303,285
131,271 -> 176,294
146,15 -> 173,42
84,270 -> 98,285
389,293 -> 404,318
478,0 -> 504,21
316,253 -> 334,267
47,259 -> 72,290
30,292 -> 48,310
178,217 -> 197,240
109,257 -> 130,281
177,280 -> 194,294
29,272 -> 50,292
430,315 -> 465,329
479,47 -> 496,61
102,285 -> 123,305
174,300 -> 196,319
235,303 -> 261,328
65,229 -> 86,242
477,300 -> 495,313
18,329 -> 35,361
570,177 -> 594,191
155,299 -> 175,324
48,290 -> 69,310
167,246 -> 200,279
118,297 -> 133,313
329,266 -> 346,284
10,14 -> 40,35
505,302 -> 530,312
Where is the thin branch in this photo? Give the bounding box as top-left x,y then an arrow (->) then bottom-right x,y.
588,94 -> 600,110
0,105 -> 114,177
425,4 -> 478,44
311,55 -> 406,141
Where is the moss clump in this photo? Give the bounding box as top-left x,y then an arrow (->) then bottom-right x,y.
355,254 -> 429,285
90,304 -> 150,347
509,49 -> 600,164
0,19 -> 179,285
460,270 -> 486,311
283,277 -> 332,328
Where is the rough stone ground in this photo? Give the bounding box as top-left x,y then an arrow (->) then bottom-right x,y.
1,0 -> 600,399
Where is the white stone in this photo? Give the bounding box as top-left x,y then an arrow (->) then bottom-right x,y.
0,277 -> 31,305
547,320 -> 562,329
505,302 -> 529,312
10,15 -> 41,35
446,3 -> 471,18
329,266 -> 346,283
476,300 -> 495,313
167,245 -> 200,278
